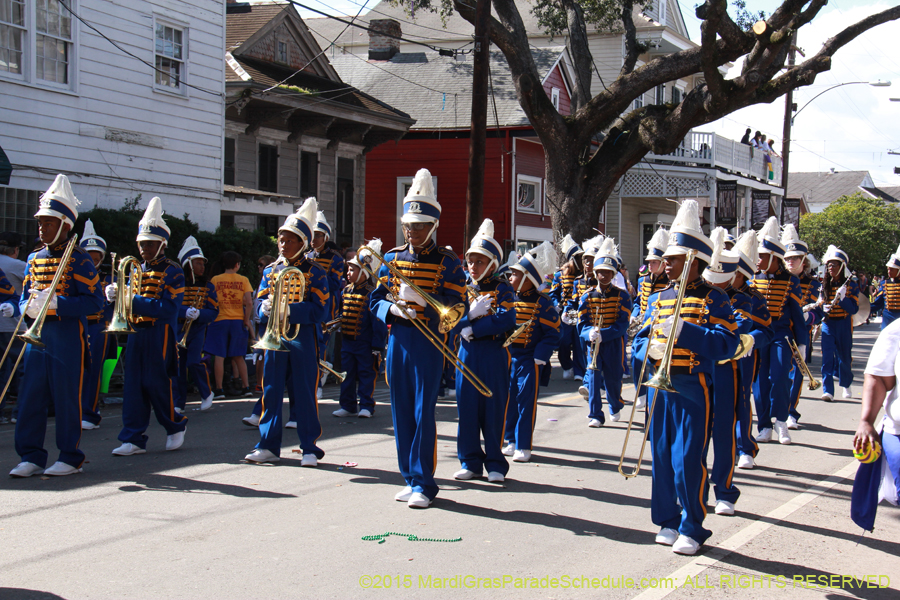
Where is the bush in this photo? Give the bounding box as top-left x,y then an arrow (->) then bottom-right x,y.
75,197 -> 277,288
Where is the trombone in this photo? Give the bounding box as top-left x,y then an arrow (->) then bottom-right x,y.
788,338 -> 820,390
588,305 -> 603,371
253,265 -> 305,352
618,250 -> 696,478
178,294 -> 206,349
105,254 -> 142,335
0,235 -> 80,401
502,313 -> 534,348
319,360 -> 346,383
356,244 -> 493,397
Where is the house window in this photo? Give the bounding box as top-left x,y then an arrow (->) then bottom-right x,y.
516,175 -> 541,214
154,20 -> 185,92
656,84 -> 665,104
257,215 -> 279,236
224,137 -> 236,186
551,87 -> 560,111
300,151 -> 318,198
671,86 -> 682,104
633,93 -> 644,111
335,157 -> 354,247
276,40 -> 287,64
258,143 -> 278,193
0,186 -> 39,241
1,0 -> 75,88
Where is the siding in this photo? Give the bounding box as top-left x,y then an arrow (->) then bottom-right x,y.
542,65 -> 571,115
0,0 -> 225,230
619,196 -> 677,279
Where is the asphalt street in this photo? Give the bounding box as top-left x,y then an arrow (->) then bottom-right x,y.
0,322 -> 898,599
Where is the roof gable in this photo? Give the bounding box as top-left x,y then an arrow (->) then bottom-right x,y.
228,2 -> 339,82
787,171 -> 880,206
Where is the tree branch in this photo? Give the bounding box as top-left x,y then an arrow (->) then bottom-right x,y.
619,0 -> 639,77
559,0 -> 593,110
700,0 -> 728,110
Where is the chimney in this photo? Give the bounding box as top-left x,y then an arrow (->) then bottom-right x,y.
368,19 -> 401,61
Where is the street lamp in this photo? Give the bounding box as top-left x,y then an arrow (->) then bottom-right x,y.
782,80 -> 891,193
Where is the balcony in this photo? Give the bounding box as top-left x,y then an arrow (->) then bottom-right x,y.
644,131 -> 783,187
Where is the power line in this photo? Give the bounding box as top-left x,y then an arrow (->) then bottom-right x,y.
58,0 -> 223,97
303,0 -> 477,40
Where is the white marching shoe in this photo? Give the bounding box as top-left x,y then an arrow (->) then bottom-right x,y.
841,386 -> 852,399
200,392 -> 214,411
44,461 -> 82,476
715,500 -> 735,515
244,449 -> 280,463
578,386 -> 589,399
357,409 -> 373,418
408,492 -> 432,508
562,369 -> 574,380
332,408 -> 357,417
588,418 -> 603,428
512,449 -> 531,463
786,416 -> 800,430
300,454 -> 318,467
756,428 -> 773,443
672,535 -> 701,555
501,442 -> 515,456
655,527 -> 678,546
112,443 -> 146,456
284,421 -> 297,429
737,454 -> 755,469
454,469 -> 476,480
81,420 -> 99,430
394,486 -> 414,502
610,412 -> 621,423
487,471 -> 505,483
821,392 -> 833,402
635,395 -> 647,410
774,420 -> 791,445
9,462 -> 44,478
242,414 -> 260,427
166,428 -> 186,451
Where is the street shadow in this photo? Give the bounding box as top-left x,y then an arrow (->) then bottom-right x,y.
437,499 -> 658,545
118,473 -> 295,498
0,590 -> 69,600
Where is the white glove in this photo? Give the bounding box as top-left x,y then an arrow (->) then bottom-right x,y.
0,303 -> 13,318
835,285 -> 847,301
561,311 -> 574,326
802,303 -> 816,313
658,315 -> 684,340
534,358 -> 547,366
185,307 -> 201,321
390,303 -> 417,320
460,326 -> 474,342
648,340 -> 667,360
589,327 -> 601,343
261,298 -> 272,317
555,305 -> 563,314
823,303 -> 832,314
105,283 -> 117,303
797,344 -> 807,358
398,283 -> 427,307
468,294 -> 493,320
27,288 -> 56,319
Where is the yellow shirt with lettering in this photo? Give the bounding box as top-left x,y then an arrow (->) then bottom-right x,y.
211,272 -> 253,321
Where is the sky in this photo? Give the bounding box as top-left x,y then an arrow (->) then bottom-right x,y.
289,0 -> 900,188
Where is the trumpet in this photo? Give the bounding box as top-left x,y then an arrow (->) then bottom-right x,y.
104,255 -> 142,335
323,318 -> 342,334
789,338 -> 821,390
502,313 -> 535,348
466,285 -> 496,317
618,250 -> 696,478
253,266 -> 305,352
177,294 -> 205,349
319,360 -> 346,383
357,244 -> 493,397
0,235 -> 80,401
588,306 -> 603,371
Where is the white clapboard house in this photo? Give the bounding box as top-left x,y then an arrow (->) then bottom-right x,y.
0,0 -> 226,237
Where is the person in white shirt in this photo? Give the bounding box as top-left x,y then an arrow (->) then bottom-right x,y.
855,320 -> 900,504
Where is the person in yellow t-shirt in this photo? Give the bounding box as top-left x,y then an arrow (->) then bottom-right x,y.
205,251 -> 253,398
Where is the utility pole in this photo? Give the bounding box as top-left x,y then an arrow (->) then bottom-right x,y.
780,31 -> 798,195
465,0 -> 489,245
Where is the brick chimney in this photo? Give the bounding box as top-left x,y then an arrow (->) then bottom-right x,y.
368,19 -> 401,61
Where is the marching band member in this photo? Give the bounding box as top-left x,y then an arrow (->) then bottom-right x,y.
454,219 -> 516,482
10,175 -> 101,477
175,236 -> 218,413
632,200 -> 738,555
244,198 -> 328,467
782,225 -> 819,430
568,235 -> 603,399
870,243 -> 900,329
732,231 -> 772,470
79,219 -> 114,430
631,227 -> 670,410
309,210 -> 343,399
702,228 -> 765,515
332,239 -> 387,418
818,245 -> 859,402
550,234 -> 585,381
579,237 -> 631,427
750,216 -> 807,445
503,241 -> 560,463
110,197 -> 187,456
370,169 -> 467,508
